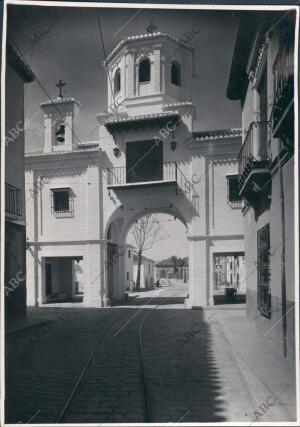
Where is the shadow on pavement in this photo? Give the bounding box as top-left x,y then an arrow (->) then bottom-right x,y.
5,305 -> 227,423
213,294 -> 246,305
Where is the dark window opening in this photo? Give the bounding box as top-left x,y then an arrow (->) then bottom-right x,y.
114,68 -> 121,93
128,250 -> 131,258
139,59 -> 150,83
227,175 -> 242,208
127,271 -> 129,280
55,120 -> 65,145
171,61 -> 181,86
126,140 -> 163,183
51,188 -> 74,218
257,224 -> 271,318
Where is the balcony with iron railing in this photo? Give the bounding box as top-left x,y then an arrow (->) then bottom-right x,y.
107,162 -> 193,198
272,66 -> 294,142
238,121 -> 271,199
5,182 -> 22,217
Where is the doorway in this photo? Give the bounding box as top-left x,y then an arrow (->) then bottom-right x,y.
107,243 -> 116,300
45,263 -> 52,296
126,140 -> 163,183
213,252 -> 246,294
44,256 -> 83,303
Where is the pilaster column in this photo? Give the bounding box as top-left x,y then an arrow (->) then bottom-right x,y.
153,47 -> 161,93
188,238 -> 208,307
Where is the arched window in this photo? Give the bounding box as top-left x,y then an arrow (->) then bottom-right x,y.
54,118 -> 65,145
139,58 -> 150,83
114,68 -> 121,93
171,61 -> 181,86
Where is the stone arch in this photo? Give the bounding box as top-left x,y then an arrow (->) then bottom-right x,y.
104,199 -> 190,302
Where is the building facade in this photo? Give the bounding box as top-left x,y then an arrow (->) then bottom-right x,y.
5,44 -> 34,318
25,30 -> 244,308
133,254 -> 155,290
227,11 -> 295,359
124,244 -> 135,292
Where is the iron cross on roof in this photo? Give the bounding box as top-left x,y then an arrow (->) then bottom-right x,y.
55,79 -> 66,99
146,21 -> 157,34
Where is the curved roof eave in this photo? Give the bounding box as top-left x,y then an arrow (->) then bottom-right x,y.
226,13 -> 258,101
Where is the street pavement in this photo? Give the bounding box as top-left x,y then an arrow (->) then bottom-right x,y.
5,283 -> 296,424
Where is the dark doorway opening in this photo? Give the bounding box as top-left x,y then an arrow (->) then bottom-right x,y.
45,263 -> 52,296
126,140 -> 163,183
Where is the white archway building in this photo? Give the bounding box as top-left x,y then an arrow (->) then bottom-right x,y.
25,31 -> 244,308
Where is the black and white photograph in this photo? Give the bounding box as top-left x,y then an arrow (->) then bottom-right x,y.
2,0 -> 299,425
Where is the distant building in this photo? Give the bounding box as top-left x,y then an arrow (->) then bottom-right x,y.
124,244 -> 135,292
227,11 -> 295,359
155,258 -> 183,280
5,43 -> 34,318
214,253 -> 246,294
133,254 -> 155,290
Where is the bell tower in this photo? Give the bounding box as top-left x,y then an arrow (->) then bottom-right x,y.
105,26 -> 194,116
41,80 -> 81,153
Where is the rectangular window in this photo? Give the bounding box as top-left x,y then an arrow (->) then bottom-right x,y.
51,188 -> 74,218
128,250 -> 131,258
257,224 -> 271,318
127,271 -> 129,280
227,175 -> 242,206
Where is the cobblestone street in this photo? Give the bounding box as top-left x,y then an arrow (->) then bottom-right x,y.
5,284 -> 296,424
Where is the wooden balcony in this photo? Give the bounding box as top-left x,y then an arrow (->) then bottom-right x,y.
238,122 -> 271,200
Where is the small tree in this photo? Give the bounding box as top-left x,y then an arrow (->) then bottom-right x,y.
129,215 -> 160,290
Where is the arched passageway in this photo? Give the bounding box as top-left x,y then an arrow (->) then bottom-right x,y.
104,197 -> 190,305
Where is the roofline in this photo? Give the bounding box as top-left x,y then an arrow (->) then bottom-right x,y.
192,128 -> 242,141
7,42 -> 35,83
226,11 -> 285,101
106,32 -> 194,65
25,147 -> 102,159
226,13 -> 258,101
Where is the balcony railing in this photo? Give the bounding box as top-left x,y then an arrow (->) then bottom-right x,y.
5,183 -> 22,217
238,121 -> 271,194
272,67 -> 294,140
107,162 -> 179,187
107,162 -> 193,199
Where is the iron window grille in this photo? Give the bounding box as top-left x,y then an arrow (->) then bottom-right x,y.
227,175 -> 242,208
5,182 -> 22,216
51,188 -> 74,218
257,223 -> 271,318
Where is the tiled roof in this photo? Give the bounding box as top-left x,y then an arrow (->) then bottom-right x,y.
106,32 -> 194,64
163,101 -> 194,108
192,128 -> 242,141
104,111 -> 180,126
40,98 -> 81,107
78,141 -> 99,148
25,146 -> 101,158
7,43 -> 35,83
